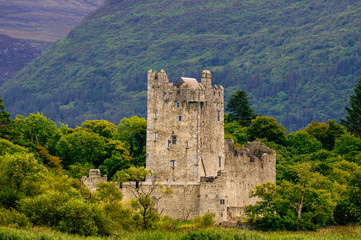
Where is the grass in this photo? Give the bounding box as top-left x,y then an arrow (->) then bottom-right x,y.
1,226 -> 361,240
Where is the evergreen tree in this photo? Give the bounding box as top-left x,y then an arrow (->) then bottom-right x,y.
341,77 -> 361,137
226,90 -> 256,126
0,98 -> 11,126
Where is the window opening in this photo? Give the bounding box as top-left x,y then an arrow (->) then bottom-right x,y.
170,160 -> 177,169
172,135 -> 177,144
217,110 -> 220,121
176,102 -> 181,108
154,112 -> 158,119
220,199 -> 225,205
168,140 -> 171,148
219,156 -> 222,168
154,132 -> 158,141
185,140 -> 189,148
178,115 -> 182,121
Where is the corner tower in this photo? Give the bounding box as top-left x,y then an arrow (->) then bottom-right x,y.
146,70 -> 224,183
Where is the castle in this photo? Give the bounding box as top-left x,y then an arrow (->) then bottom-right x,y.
121,69 -> 276,222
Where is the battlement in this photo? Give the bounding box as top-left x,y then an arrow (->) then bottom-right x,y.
147,69 -> 223,104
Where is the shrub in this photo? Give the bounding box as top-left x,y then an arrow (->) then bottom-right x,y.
19,191 -> 112,236
193,212 -> 216,228
0,208 -> 31,228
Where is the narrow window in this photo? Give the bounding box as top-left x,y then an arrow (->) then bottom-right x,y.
176,102 -> 181,108
220,199 -> 225,205
185,140 -> 189,148
154,112 -> 158,119
178,115 -> 182,121
217,110 -> 220,121
168,140 -> 171,148
170,160 -> 177,169
172,135 -> 177,144
154,132 -> 158,141
219,156 -> 221,168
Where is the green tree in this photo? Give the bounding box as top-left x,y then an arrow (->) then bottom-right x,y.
0,98 -> 12,139
246,163 -> 336,230
19,191 -> 111,236
82,120 -> 117,139
226,90 -> 256,126
334,132 -> 361,163
94,182 -> 123,203
0,153 -> 46,197
112,166 -> 151,186
305,120 -> 345,150
118,116 -> 147,166
247,116 -> 287,145
100,141 -> 132,179
56,128 -> 106,168
341,77 -> 361,137
13,113 -> 59,152
287,130 -> 322,155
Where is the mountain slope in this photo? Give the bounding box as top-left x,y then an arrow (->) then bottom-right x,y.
2,0 -> 361,130
0,34 -> 41,85
0,0 -> 105,48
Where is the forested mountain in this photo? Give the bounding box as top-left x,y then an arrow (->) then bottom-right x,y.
0,0 -> 105,48
0,34 -> 41,85
2,0 -> 361,130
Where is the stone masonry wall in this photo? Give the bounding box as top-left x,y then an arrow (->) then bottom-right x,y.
146,69 -> 224,183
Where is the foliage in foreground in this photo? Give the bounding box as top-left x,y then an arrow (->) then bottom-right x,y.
2,226 -> 361,240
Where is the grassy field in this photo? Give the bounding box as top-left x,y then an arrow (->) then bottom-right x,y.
1,226 -> 360,240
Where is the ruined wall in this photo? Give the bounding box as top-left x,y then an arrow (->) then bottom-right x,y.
199,172 -> 228,222
81,169 -> 107,192
224,140 -> 276,218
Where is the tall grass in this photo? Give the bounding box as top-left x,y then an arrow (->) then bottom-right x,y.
1,226 -> 360,240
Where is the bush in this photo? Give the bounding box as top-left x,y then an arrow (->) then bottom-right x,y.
193,212 -> 216,228
0,208 -> 31,228
19,191 -> 112,236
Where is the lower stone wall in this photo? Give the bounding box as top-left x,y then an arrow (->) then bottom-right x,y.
122,181 -> 201,220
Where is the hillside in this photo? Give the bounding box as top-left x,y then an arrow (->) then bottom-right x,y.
0,34 -> 41,85
0,0 -> 105,48
2,0 -> 361,130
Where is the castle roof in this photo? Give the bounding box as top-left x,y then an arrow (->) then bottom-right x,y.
175,77 -> 199,90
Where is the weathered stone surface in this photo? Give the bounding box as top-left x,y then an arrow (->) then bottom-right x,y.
122,70 -> 277,223
81,169 -> 107,193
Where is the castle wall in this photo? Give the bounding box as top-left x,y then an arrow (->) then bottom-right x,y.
81,169 -> 107,192
199,173 -> 228,222
122,181 -> 201,220
224,140 -> 276,218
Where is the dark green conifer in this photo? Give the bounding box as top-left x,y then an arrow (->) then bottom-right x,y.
341,77 -> 361,137
226,90 -> 256,127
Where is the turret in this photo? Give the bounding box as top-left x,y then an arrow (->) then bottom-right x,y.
201,70 -> 212,87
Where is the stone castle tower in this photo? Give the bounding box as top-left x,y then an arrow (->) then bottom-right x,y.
146,69 -> 224,182
121,69 -> 276,223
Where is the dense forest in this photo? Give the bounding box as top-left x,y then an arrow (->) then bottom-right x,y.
2,0 -> 361,131
1,77 -> 361,238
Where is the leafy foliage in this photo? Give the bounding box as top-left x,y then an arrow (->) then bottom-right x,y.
247,116 -> 287,144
